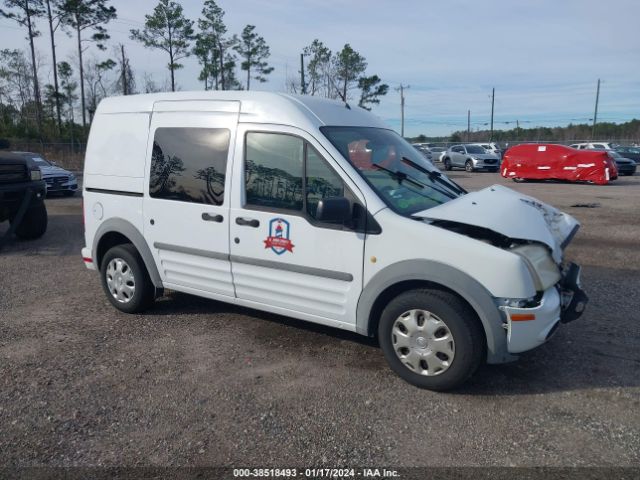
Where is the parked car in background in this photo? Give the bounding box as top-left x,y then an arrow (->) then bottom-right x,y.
412,144 -> 433,162
428,146 -> 447,163
502,144 -> 617,185
615,146 -> 640,163
442,144 -> 500,172
12,152 -> 78,196
471,142 -> 502,158
0,152 -> 48,241
569,142 -> 617,150
607,151 -> 636,176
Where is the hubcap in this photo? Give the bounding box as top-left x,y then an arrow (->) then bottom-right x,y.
391,309 -> 455,376
105,258 -> 135,303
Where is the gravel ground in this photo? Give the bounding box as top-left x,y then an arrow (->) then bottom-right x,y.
0,171 -> 639,468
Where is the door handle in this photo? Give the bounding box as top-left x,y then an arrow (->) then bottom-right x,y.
202,213 -> 224,223
235,217 -> 260,228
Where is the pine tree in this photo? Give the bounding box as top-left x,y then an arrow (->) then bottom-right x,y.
130,0 -> 193,92
233,25 -> 273,90
58,0 -> 117,129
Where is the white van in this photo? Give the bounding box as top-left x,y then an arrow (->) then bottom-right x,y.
82,92 -> 588,390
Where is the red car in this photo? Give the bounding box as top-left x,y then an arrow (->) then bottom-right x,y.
501,144 -> 618,185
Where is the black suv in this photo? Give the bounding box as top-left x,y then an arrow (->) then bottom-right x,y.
0,151 -> 48,241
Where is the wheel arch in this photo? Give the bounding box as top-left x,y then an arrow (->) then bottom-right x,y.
92,218 -> 163,288
356,260 -> 515,364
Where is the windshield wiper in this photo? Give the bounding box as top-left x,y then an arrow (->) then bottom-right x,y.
371,163 -> 425,190
401,157 -> 468,195
372,163 -> 457,200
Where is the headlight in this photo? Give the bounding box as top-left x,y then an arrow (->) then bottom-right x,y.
69,173 -> 76,181
30,169 -> 42,181
512,244 -> 561,291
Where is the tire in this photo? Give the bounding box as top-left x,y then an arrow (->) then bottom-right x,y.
378,289 -> 485,391
13,202 -> 47,240
513,177 -> 528,183
443,158 -> 452,171
100,244 -> 155,313
465,160 -> 474,172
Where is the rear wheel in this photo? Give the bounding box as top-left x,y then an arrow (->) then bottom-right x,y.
13,202 -> 47,240
100,244 -> 155,313
465,160 -> 474,172
443,158 -> 452,171
378,289 -> 485,391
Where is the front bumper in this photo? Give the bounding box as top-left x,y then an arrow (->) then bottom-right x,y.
616,164 -> 636,175
500,262 -> 588,354
44,176 -> 78,193
472,159 -> 500,169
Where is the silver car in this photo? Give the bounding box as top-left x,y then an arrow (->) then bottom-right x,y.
13,151 -> 78,196
442,144 -> 500,172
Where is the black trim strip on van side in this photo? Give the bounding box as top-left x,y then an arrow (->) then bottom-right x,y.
154,242 -> 229,261
230,255 -> 354,282
85,187 -> 143,197
152,243 -> 353,282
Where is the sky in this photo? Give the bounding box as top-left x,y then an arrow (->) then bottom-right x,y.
1,0 -> 639,137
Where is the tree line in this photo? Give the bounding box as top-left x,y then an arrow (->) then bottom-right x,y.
441,119 -> 640,144
0,0 -> 390,144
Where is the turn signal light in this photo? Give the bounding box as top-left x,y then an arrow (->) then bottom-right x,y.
511,314 -> 536,322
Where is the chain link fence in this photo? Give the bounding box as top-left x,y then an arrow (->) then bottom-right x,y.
7,142 -> 87,172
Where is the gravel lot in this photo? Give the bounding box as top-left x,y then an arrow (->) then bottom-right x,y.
1,171 -> 639,468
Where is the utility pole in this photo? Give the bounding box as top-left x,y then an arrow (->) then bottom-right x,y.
467,110 -> 471,141
121,45 -> 128,95
592,78 -> 600,140
516,119 -> 520,141
396,84 -> 409,137
490,87 -> 495,142
300,53 -> 306,95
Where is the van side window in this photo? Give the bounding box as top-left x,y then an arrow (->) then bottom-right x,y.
245,132 -> 304,211
306,145 -> 344,219
149,127 -> 230,205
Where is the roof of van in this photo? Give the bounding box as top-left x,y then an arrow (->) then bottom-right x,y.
95,91 -> 388,130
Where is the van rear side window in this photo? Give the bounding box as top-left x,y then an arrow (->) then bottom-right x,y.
149,127 -> 230,205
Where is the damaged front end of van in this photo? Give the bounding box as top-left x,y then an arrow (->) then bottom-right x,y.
414,184 -> 588,354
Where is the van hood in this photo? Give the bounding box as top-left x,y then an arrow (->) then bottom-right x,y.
413,184 -> 579,263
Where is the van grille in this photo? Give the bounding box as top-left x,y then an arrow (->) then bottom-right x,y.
0,164 -> 28,183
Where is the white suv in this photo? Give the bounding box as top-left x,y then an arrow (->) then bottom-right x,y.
81,91 -> 588,390
569,142 -> 616,150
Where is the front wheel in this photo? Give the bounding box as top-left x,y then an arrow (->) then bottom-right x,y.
378,289 -> 485,391
465,160 -> 474,172
100,244 -> 155,313
443,158 -> 452,171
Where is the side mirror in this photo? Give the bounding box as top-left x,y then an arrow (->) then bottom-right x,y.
316,196 -> 351,223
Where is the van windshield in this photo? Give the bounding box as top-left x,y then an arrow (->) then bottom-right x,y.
321,126 -> 464,215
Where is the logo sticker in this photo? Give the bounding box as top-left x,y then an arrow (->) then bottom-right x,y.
264,218 -> 294,255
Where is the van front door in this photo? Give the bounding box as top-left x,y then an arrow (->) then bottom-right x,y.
228,125 -> 366,329
143,101 -> 239,299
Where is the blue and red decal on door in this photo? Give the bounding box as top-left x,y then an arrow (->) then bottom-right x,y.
264,218 -> 294,255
